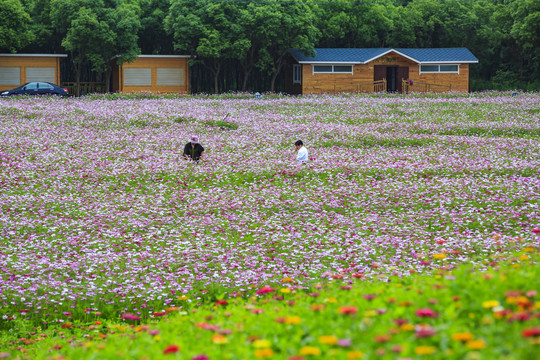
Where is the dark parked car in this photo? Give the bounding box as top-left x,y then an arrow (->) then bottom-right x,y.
1,82 -> 68,97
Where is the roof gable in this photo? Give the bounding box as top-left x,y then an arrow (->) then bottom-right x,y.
289,48 -> 478,64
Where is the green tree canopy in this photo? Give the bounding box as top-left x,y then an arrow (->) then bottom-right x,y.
0,0 -> 34,53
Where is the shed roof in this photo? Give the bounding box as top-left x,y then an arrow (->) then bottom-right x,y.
0,53 -> 67,57
288,48 -> 478,64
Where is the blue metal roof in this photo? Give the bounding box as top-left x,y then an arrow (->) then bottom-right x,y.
288,48 -> 478,64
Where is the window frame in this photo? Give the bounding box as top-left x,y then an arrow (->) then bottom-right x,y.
312,64 -> 353,74
293,64 -> 302,84
419,64 -> 460,74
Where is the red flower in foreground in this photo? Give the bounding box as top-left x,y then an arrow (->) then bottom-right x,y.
256,286 -> 275,295
164,345 -> 180,354
522,327 -> 540,337
338,306 -> 358,315
215,300 -> 228,306
415,308 -> 438,318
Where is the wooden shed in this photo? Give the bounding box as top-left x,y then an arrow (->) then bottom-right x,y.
111,55 -> 190,93
0,54 -> 67,91
285,48 -> 478,94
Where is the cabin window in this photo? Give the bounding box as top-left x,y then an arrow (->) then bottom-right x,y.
440,65 -> 459,72
420,64 -> 459,74
157,68 -> 184,86
313,65 -> 353,74
334,65 -> 353,73
0,67 -> 20,85
124,68 -> 152,86
26,67 -> 55,83
293,64 -> 301,84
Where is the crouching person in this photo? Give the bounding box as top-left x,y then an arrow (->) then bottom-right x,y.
183,136 -> 205,163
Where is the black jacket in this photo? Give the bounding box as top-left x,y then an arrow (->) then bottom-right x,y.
183,143 -> 205,160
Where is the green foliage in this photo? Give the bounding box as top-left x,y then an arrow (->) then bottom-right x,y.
15,0 -> 540,91
0,0 -> 34,52
203,119 -> 239,130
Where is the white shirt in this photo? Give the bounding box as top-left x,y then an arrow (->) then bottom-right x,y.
296,146 -> 308,162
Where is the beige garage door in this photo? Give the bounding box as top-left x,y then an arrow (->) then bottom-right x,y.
26,67 -> 56,83
157,68 -> 184,86
0,67 -> 21,85
124,68 -> 152,86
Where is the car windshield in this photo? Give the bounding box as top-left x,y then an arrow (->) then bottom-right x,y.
12,84 -> 28,90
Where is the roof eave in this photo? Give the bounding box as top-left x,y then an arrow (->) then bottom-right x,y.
364,49 -> 421,64
419,60 -> 479,64
298,61 -> 362,65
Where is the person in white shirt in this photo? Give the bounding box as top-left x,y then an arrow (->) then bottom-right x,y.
294,140 -> 309,163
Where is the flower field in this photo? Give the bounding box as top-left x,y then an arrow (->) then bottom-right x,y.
0,91 -> 539,358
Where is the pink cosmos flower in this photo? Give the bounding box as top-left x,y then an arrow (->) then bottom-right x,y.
256,286 -> 275,295
415,308 -> 438,318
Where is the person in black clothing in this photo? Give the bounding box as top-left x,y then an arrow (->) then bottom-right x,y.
183,136 -> 205,162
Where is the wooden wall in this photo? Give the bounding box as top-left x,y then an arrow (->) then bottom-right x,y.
299,51 -> 471,94
0,56 -> 62,91
113,57 -> 189,93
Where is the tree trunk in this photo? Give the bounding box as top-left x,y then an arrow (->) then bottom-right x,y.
241,48 -> 255,92
105,67 -> 111,93
212,60 -> 221,94
241,67 -> 252,92
75,60 -> 82,97
270,54 -> 286,93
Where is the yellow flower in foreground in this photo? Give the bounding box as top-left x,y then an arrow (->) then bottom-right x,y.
282,277 -> 294,283
466,339 -> 486,350
280,288 -> 292,294
253,339 -> 271,348
284,316 -> 302,325
451,332 -> 474,342
212,334 -> 228,344
433,253 -> 446,259
318,335 -> 338,345
482,300 -> 500,309
177,295 -> 189,301
347,350 -> 364,359
254,348 -> 274,358
519,254 -> 530,261
299,346 -> 322,356
400,323 -> 415,331
415,346 -> 437,355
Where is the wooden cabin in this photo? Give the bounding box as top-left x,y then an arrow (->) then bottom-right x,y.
0,54 -> 67,91
111,55 -> 190,93
285,48 -> 478,94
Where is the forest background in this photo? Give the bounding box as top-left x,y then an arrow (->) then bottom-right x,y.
1,0 -> 539,93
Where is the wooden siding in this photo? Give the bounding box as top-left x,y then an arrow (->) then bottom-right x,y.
299,51 -> 471,94
114,57 -> 189,93
0,56 -> 61,91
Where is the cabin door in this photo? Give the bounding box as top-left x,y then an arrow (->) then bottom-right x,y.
374,65 -> 409,93
386,67 -> 398,92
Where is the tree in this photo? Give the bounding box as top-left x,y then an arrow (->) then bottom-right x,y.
316,0 -> 392,48
249,0 -> 319,92
138,0 -> 173,54
0,0 -> 34,53
166,0 -> 250,93
510,0 -> 540,80
51,0 -> 140,95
